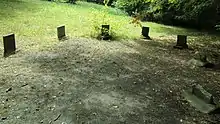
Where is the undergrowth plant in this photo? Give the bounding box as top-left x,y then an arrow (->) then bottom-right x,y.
88,0 -> 123,40
130,11 -> 143,28
83,0 -> 141,40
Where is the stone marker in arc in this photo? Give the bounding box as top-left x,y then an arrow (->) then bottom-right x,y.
101,25 -> 109,35
142,26 -> 151,40
101,25 -> 111,40
183,84 -> 220,114
57,25 -> 66,40
3,33 -> 16,57
174,35 -> 188,49
192,84 -> 214,104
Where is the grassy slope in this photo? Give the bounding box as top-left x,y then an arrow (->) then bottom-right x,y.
1,0 -> 220,124
1,0 -> 218,53
0,0 -> 137,52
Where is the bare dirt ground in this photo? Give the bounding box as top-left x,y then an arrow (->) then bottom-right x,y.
1,37 -> 220,124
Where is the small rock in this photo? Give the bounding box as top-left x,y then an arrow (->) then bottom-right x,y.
113,105 -> 119,109
31,86 -> 35,89
6,88 -> 12,93
1,117 -> 7,120
138,79 -> 142,82
187,59 -> 204,67
21,84 -> 28,87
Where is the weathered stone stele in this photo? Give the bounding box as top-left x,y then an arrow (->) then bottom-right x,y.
101,25 -> 109,35
142,26 -> 151,39
192,85 -> 214,104
183,84 -> 217,114
101,25 -> 111,40
57,25 -> 66,40
3,33 -> 16,57
174,35 -> 188,49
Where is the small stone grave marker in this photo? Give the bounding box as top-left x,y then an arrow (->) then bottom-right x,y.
192,85 -> 214,104
183,84 -> 219,114
142,26 -> 151,39
57,25 -> 66,40
174,35 -> 188,49
3,33 -> 16,57
101,25 -> 111,40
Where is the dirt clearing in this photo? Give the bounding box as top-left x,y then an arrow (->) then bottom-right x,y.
0,38 -> 220,124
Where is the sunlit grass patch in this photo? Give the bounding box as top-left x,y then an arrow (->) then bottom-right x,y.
0,0 -> 220,53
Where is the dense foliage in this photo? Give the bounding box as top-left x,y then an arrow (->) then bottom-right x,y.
115,0 -> 220,30
48,0 -> 220,30
86,0 -> 116,6
84,0 -> 220,30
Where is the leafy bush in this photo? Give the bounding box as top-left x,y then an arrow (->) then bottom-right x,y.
115,0 -> 149,16
87,0 -> 123,40
85,0 -> 116,6
115,0 -> 220,30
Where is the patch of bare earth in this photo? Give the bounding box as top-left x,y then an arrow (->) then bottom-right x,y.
0,38 -> 220,124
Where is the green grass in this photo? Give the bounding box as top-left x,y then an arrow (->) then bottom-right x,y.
0,0 -> 137,52
0,0 -> 220,53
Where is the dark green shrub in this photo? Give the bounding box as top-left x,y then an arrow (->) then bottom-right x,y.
86,0 -> 116,6
115,0 -> 220,30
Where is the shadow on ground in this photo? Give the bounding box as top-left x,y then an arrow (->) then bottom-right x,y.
1,38 -> 217,123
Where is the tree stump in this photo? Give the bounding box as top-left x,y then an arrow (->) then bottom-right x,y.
3,33 -> 16,57
173,35 -> 188,49
101,25 -> 111,40
142,27 -> 151,39
57,25 -> 66,40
